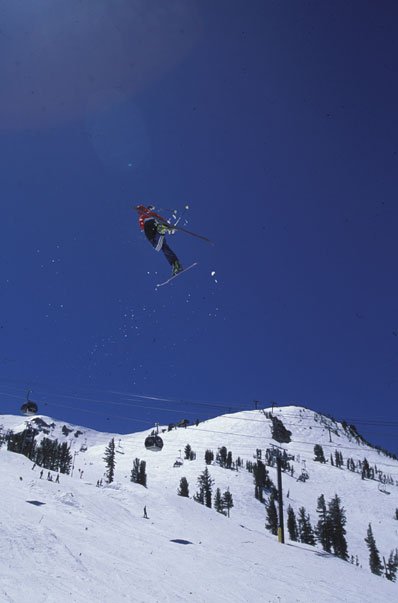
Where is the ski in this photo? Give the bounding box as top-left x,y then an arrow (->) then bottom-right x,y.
156,262 -> 198,288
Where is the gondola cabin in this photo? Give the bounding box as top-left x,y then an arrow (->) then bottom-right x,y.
20,401 -> 38,415
21,391 -> 38,415
144,434 -> 164,452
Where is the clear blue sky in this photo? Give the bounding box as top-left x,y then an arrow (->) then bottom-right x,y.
1,1 -> 398,454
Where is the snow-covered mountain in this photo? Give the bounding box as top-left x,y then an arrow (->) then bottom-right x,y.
1,406 -> 397,602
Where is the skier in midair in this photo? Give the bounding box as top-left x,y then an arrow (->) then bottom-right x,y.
135,205 -> 182,276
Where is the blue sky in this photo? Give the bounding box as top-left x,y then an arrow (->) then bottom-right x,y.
1,1 -> 398,454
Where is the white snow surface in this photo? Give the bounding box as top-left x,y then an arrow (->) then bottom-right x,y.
1,406 -> 397,602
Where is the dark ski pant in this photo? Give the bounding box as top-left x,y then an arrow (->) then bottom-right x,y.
144,219 -> 179,267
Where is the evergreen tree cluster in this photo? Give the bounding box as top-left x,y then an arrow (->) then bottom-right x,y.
313,444 -> 326,463
216,446 -> 234,469
6,429 -> 72,474
286,494 -> 348,560
252,460 -> 275,502
327,450 -> 398,488
365,524 -> 398,582
270,416 -> 292,444
385,550 -> 398,582
263,447 -> 294,473
7,428 -> 38,459
205,449 -> 214,465
35,438 -> 72,474
194,466 -> 214,507
203,446 -> 243,469
130,457 -> 147,487
214,487 -> 234,517
317,494 -> 348,559
184,444 -> 196,460
187,467 -> 234,517
334,450 -> 344,468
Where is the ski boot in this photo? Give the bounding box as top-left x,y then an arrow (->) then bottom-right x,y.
172,260 -> 183,276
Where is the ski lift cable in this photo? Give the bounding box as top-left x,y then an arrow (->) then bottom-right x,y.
0,378 -> 247,412
1,377 -> 398,427
47,400 -> 161,428
0,387 -> 261,421
2,382 -> 398,432
0,376 -> 248,411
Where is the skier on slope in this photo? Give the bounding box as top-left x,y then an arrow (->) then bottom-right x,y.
135,205 -> 183,276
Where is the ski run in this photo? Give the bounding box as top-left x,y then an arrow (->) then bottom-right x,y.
1,405 -> 397,602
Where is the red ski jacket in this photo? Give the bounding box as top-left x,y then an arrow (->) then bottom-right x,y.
136,206 -> 166,231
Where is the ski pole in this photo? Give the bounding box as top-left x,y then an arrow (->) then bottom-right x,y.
157,220 -> 214,245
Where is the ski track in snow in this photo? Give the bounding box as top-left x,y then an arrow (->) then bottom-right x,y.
1,406 -> 398,602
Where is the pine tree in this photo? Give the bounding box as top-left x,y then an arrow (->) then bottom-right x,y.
130,458 -> 140,484
184,444 -> 192,460
222,489 -> 234,517
226,451 -> 233,469
365,524 -> 383,576
298,507 -> 316,546
362,458 -> 370,479
316,494 -> 332,553
214,488 -> 225,514
218,446 -> 228,467
336,450 -> 344,468
177,477 -> 189,497
253,460 -> 269,502
195,467 -> 214,508
314,444 -> 326,463
328,495 -> 348,560
34,437 -> 54,470
139,460 -> 147,487
204,449 -> 214,465
58,442 -> 72,475
265,494 -> 278,535
287,505 -> 298,542
103,438 -> 116,483
385,549 -> 398,582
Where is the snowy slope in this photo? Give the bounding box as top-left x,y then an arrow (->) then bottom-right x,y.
1,406 -> 397,603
